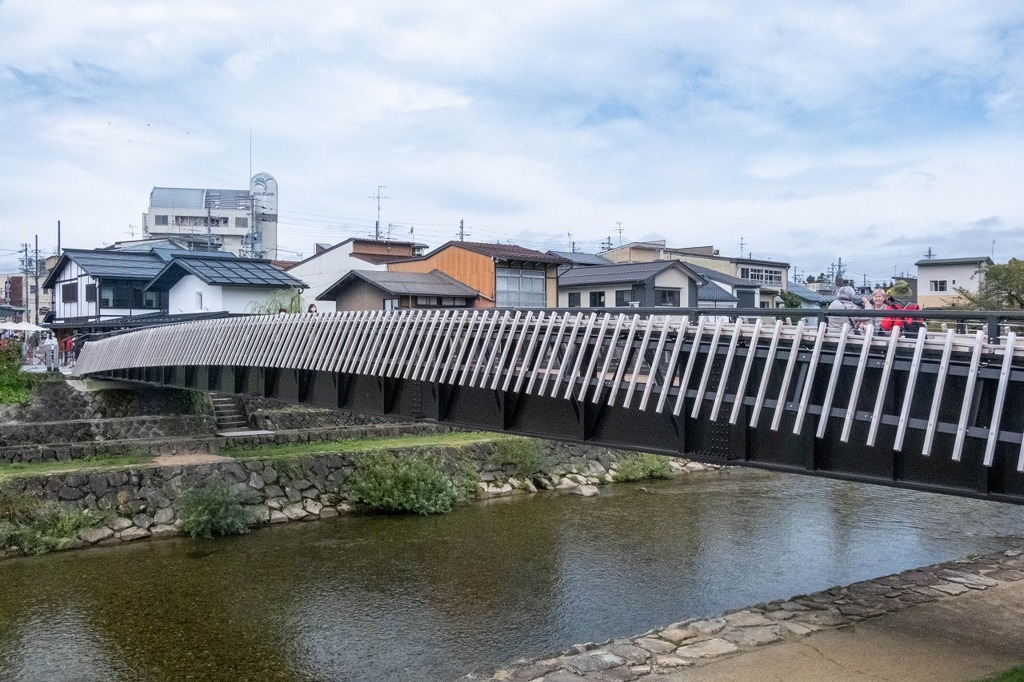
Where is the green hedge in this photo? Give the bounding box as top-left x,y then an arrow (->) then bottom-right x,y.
349,452 -> 456,515
179,483 -> 252,538
614,453 -> 674,482
0,485 -> 101,555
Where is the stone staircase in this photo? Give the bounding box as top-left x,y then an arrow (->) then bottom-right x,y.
209,393 -> 249,433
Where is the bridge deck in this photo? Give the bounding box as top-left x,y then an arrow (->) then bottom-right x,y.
75,309 -> 1024,503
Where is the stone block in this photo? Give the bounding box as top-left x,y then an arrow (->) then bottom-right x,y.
674,638 -> 739,659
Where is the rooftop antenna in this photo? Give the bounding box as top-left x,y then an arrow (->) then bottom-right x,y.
370,186 -> 389,240
615,222 -> 624,245
739,237 -> 746,258
923,247 -> 936,260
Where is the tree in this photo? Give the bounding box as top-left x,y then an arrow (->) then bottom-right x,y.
805,275 -> 816,284
886,279 -> 913,300
954,259 -> 1024,310
779,290 -> 803,308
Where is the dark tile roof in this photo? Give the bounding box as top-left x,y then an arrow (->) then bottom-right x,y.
685,262 -> 759,288
698,280 -> 739,303
318,269 -> 479,301
439,241 -> 568,264
147,256 -> 305,291
43,249 -> 167,288
559,261 -> 703,287
787,282 -> 824,303
548,251 -> 613,266
914,257 -> 993,267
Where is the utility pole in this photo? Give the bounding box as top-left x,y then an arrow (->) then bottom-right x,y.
370,186 -> 389,240
739,237 -> 746,259
458,219 -> 465,241
924,247 -> 935,260
601,236 -> 613,251
567,232 -> 573,252
19,243 -> 31,321
615,222 -> 624,245
33,236 -> 40,324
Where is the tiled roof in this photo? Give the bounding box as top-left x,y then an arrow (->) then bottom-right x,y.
559,261 -> 701,287
147,256 -> 305,291
685,262 -> 758,288
914,257 -> 993,267
443,241 -> 568,264
698,280 -> 739,303
318,269 -> 479,300
548,251 -> 613,266
43,249 -> 167,288
787,282 -> 824,303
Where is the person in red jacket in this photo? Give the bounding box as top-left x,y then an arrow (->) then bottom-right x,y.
879,295 -> 905,335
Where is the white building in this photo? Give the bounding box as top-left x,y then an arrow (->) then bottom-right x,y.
143,173 -> 279,259
557,261 -> 705,308
915,256 -> 992,308
601,241 -> 790,308
146,253 -> 305,315
286,238 -> 424,313
43,248 -> 169,326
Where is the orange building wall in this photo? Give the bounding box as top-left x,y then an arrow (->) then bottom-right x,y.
388,247 -> 496,302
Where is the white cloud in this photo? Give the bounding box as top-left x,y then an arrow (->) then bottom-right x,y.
1,0 -> 1022,277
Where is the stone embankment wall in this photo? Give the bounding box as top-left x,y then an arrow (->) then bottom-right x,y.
0,380 -> 215,462
0,441 -> 720,557
0,381 -> 423,464
240,395 -> 400,432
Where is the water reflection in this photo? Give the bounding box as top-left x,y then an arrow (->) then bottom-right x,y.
1,469 -> 1022,681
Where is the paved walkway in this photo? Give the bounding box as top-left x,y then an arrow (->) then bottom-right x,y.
481,547 -> 1024,682
647,576 -> 1024,682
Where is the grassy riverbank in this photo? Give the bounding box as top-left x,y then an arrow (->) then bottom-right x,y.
0,452 -> 154,483
0,432 -> 503,482
221,431 -> 502,460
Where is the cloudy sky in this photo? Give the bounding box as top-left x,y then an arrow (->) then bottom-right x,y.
2,0 -> 1022,285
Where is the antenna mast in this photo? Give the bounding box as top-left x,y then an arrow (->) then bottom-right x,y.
370,186 -> 389,240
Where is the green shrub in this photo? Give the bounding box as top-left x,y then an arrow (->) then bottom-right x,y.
179,483 -> 252,538
0,485 -> 102,555
0,342 -> 34,404
491,438 -> 545,478
614,454 -> 674,482
976,667 -> 1024,682
349,452 -> 456,515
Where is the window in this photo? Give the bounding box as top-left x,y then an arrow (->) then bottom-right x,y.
739,267 -> 783,285
567,292 -> 581,307
614,289 -> 635,307
235,217 -> 249,228
61,283 -> 78,303
142,290 -> 161,309
655,288 -> 681,307
589,291 -> 605,307
415,296 -> 439,306
85,284 -> 96,302
384,298 -> 399,311
195,292 -> 203,311
100,285 -> 132,308
495,268 -> 546,307
154,215 -> 169,226
929,280 -> 948,292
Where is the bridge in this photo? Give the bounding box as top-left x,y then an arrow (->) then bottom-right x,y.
73,308 -> 1024,504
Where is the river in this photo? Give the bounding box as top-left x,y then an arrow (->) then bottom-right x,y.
1,468 -> 1022,681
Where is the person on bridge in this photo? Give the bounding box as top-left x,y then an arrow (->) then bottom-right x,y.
828,286 -> 867,333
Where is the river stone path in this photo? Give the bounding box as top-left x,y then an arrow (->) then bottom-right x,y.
463,545 -> 1024,681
